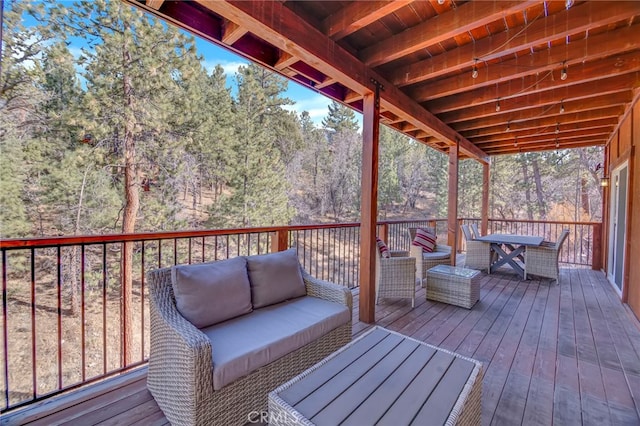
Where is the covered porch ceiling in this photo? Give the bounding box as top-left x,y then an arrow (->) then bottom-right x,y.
124,0 -> 640,160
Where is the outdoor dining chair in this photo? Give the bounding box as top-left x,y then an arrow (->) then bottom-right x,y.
524,228 -> 570,282
462,224 -> 492,272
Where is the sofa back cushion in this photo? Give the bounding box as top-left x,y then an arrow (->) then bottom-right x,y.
246,248 -> 306,308
171,257 -> 252,328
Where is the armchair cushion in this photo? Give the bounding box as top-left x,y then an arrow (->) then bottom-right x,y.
376,237 -> 390,258
171,257 -> 252,328
201,296 -> 351,390
412,227 -> 437,253
247,248 -> 306,308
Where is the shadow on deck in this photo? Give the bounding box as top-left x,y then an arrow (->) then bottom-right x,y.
4,268 -> 640,425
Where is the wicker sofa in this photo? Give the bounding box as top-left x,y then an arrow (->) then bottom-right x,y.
146,248 -> 352,426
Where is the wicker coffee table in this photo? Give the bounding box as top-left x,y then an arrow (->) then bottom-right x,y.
268,326 -> 483,426
426,265 -> 481,309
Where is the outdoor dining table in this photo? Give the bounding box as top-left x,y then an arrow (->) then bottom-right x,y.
475,234 -> 544,279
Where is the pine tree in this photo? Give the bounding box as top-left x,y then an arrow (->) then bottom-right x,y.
322,100 -> 359,134
207,64 -> 293,227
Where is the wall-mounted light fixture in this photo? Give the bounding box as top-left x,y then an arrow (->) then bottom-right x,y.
595,163 -> 609,187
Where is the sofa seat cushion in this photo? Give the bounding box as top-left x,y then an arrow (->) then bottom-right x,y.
200,296 -> 350,390
422,251 -> 450,260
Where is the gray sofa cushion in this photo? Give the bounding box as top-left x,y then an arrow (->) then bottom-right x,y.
200,296 -> 351,390
171,257 -> 252,328
422,251 -> 450,260
246,248 -> 306,308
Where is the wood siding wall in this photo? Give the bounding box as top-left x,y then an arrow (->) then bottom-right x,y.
607,97 -> 640,320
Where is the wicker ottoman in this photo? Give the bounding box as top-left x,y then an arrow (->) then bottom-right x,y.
426,265 -> 481,309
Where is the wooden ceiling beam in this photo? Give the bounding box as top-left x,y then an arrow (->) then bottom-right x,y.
437,82 -> 636,124
475,128 -> 613,148
410,24 -> 640,103
484,138 -> 607,156
467,118 -> 619,143
189,0 -> 488,162
361,1 -> 535,67
428,53 -> 640,114
454,105 -> 626,132
389,1 -> 640,87
146,0 -> 164,10
221,19 -> 248,45
322,1 -> 412,41
274,52 -> 298,70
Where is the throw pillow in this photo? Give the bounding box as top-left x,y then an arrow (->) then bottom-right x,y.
171,256 -> 252,328
246,248 -> 307,308
376,237 -> 390,258
412,227 -> 437,253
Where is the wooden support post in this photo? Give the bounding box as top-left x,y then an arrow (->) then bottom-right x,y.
380,222 -> 389,246
592,222 -> 603,271
447,144 -> 459,266
359,85 -> 381,324
271,229 -> 289,252
481,161 -> 490,236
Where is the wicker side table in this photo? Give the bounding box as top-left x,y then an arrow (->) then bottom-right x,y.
268,326 -> 483,426
426,265 -> 481,309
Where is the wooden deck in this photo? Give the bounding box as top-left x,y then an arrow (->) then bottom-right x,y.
4,268 -> 640,425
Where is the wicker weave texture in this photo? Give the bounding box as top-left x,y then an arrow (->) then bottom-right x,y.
426,267 -> 481,309
464,240 -> 492,272
525,229 -> 570,282
375,249 -> 417,308
268,327 -> 483,426
146,266 -> 352,426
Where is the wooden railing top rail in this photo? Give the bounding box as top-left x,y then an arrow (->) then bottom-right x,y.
1,218 -> 600,250
460,217 -> 602,226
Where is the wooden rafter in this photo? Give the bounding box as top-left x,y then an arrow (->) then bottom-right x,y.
361,0 -> 536,67
322,0 -> 412,41
390,1 -> 640,87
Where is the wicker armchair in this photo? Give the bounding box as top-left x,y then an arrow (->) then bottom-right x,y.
375,248 -> 417,308
525,229 -> 570,282
462,224 -> 492,272
408,228 -> 452,286
146,266 -> 352,426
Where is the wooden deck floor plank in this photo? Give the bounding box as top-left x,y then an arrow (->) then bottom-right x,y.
436,275 -> 506,352
557,269 -> 577,358
95,397 -> 161,426
479,279 -> 538,425
471,276 -> 530,364
522,274 -> 560,426
489,279 -> 547,425
24,376 -> 149,426
553,354 -> 582,425
453,275 -> 519,358
569,268 -> 599,365
588,271 -> 640,376
59,384 -> 154,426
578,269 -> 624,371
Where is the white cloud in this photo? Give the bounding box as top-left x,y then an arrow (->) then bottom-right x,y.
283,94 -> 332,126
202,59 -> 248,76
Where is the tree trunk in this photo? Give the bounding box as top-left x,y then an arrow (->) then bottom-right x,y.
580,176 -> 591,219
120,39 -> 138,368
521,160 -> 534,220
531,158 -> 546,219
